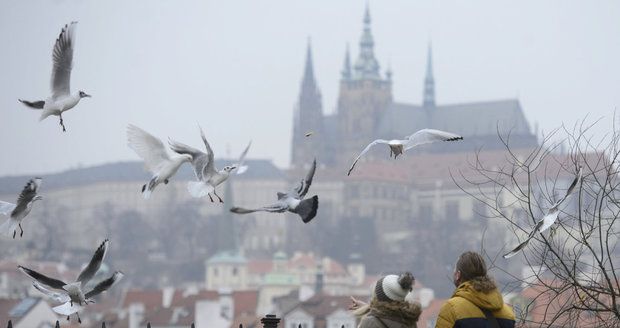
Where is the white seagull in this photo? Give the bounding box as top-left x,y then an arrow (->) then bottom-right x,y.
19,239 -> 123,323
347,129 -> 463,176
230,159 -> 319,223
503,167 -> 583,259
19,22 -> 91,132
169,126 -> 251,202
127,124 -> 193,199
0,178 -> 43,239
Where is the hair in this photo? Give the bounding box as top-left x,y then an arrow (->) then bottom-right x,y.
456,251 -> 497,293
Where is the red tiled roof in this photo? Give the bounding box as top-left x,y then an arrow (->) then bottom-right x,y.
170,289 -> 218,308
233,290 -> 259,318
247,260 -> 273,274
122,289 -> 163,310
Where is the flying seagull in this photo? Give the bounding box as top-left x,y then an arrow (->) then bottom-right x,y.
19,22 -> 91,132
0,178 -> 43,239
230,158 -> 319,223
347,129 -> 463,176
19,239 -> 123,323
169,126 -> 251,202
503,167 -> 583,259
127,124 -> 192,199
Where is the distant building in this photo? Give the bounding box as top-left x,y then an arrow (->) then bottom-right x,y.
108,287 -> 259,328
290,5 -> 536,169
0,297 -> 58,328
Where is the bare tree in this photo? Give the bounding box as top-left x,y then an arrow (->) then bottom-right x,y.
455,119 -> 620,327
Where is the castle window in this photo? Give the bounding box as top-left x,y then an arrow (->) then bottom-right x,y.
446,200 -> 460,220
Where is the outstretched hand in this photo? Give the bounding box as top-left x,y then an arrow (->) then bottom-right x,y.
348,296 -> 367,311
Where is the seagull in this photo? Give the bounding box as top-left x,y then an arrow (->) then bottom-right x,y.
347,129 -> 463,176
503,167 -> 583,259
169,126 -> 251,202
19,239 -> 123,323
0,178 -> 43,239
127,124 -> 193,199
18,22 -> 91,132
230,158 -> 319,223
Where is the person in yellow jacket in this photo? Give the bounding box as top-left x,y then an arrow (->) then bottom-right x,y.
435,251 -> 515,328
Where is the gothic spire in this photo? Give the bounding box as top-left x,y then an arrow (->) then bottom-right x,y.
302,37 -> 316,89
423,42 -> 435,108
341,43 -> 352,80
353,3 -> 381,80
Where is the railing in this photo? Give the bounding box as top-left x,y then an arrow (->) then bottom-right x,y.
5,314 -> 283,328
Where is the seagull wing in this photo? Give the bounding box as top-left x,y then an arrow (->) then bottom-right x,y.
13,178 -> 42,216
0,201 -> 16,216
84,271 -> 124,299
503,209 -> 559,259
127,125 -> 171,174
234,141 -> 252,175
230,202 -> 288,214
403,129 -> 463,150
550,166 -> 583,210
347,139 -> 390,176
293,158 -> 316,198
168,139 -> 209,180
18,265 -> 67,290
51,22 -> 77,99
76,239 -> 109,287
32,282 -> 70,303
198,125 -> 216,176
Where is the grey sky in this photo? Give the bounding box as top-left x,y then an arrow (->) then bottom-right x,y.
1,0 -> 618,176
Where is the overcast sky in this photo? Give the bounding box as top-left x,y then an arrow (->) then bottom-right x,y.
0,0 -> 618,176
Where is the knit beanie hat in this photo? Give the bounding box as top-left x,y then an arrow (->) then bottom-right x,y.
374,272 -> 414,302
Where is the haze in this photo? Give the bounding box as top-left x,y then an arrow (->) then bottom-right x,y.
0,0 -> 618,176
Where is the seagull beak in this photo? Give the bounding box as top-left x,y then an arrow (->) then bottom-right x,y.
85,93 -> 92,98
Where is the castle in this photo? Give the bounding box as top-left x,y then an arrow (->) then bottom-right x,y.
290,5 -> 537,169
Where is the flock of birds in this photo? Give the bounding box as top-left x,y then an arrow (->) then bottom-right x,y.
0,22 -> 583,323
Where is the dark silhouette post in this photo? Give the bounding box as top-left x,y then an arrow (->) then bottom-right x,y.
260,314 -> 281,328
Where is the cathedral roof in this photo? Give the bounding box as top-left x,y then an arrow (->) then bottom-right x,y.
378,99 -> 532,140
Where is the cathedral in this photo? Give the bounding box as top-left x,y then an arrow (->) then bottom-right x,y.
290,6 -> 537,168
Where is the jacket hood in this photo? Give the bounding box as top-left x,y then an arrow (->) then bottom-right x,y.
368,298 -> 421,326
453,281 -> 504,311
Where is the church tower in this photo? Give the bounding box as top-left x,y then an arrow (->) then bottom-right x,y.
423,43 -> 436,108
291,39 -> 324,168
336,5 -> 392,164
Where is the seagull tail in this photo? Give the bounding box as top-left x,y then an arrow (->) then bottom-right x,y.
0,218 -> 19,237
294,195 -> 319,223
39,110 -> 55,121
187,181 -> 214,198
52,302 -> 82,316
142,177 -> 158,199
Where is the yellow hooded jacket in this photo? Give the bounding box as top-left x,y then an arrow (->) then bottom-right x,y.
435,281 -> 515,328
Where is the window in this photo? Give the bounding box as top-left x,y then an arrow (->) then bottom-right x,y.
213,268 -> 218,276
446,200 -> 460,220
419,203 -> 433,221
232,267 -> 238,276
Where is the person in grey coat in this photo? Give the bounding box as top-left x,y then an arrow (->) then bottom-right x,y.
349,272 -> 422,328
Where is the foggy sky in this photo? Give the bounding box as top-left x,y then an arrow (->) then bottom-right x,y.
1,0 -> 618,176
